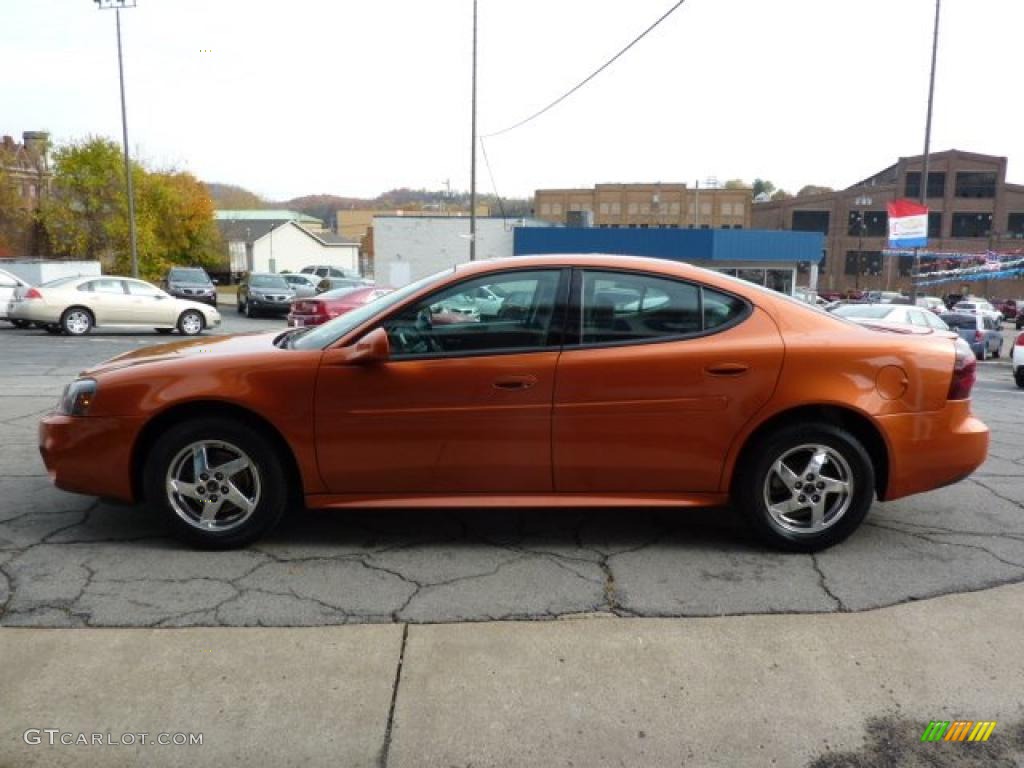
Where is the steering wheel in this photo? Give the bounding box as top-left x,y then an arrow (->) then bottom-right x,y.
391,310 -> 441,354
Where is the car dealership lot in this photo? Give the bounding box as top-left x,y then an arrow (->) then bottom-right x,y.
0,319 -> 1022,628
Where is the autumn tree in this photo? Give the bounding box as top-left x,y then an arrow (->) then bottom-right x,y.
0,165 -> 30,256
41,137 -> 222,281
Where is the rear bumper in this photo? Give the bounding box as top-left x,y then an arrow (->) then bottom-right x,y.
877,400 -> 989,501
287,312 -> 327,327
38,414 -> 139,502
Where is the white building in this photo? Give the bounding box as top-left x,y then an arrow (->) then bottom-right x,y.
234,221 -> 359,275
373,216 -> 552,288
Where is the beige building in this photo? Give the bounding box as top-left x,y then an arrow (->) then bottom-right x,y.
751,149 -> 1024,296
534,183 -> 752,230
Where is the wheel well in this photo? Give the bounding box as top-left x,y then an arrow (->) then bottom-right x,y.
732,405 -> 889,499
131,401 -> 303,505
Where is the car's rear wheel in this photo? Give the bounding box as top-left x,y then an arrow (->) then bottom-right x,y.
144,418 -> 288,549
734,423 -> 874,552
177,309 -> 204,336
61,307 -> 94,336
1015,370 -> 1024,389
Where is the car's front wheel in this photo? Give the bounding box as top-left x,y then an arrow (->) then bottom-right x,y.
177,309 -> 204,336
734,423 -> 874,552
143,418 -> 289,548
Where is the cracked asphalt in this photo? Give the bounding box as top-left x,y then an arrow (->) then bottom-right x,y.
1,316 -> 1022,628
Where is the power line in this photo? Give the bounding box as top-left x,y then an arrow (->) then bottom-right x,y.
481,0 -> 690,139
479,137 -> 507,223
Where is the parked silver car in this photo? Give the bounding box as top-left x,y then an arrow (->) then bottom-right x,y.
282,273 -> 320,299
941,312 -> 1003,360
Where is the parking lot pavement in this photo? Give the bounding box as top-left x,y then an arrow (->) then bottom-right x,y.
0,321 -> 1022,628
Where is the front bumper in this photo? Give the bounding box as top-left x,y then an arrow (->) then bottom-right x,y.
248,297 -> 292,315
877,399 -> 989,501
39,414 -> 140,502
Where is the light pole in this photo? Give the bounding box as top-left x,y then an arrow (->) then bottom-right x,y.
95,0 -> 139,278
853,195 -> 872,293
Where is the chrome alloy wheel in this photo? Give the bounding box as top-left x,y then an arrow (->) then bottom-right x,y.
64,310 -> 91,335
180,311 -> 203,335
165,441 -> 261,532
762,443 -> 853,535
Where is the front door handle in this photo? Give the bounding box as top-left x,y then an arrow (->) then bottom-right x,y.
705,363 -> 749,376
493,375 -> 538,390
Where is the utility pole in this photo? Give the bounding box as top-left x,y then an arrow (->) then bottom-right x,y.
95,0 -> 139,278
912,0 -> 942,303
469,0 -> 478,260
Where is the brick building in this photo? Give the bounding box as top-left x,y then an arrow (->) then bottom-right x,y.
534,183 -> 752,231
751,150 -> 1024,296
0,131 -> 51,256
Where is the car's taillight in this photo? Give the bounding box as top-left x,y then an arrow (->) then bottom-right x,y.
1015,332 -> 1024,347
973,330 -> 983,342
948,337 -> 977,400
25,287 -> 42,300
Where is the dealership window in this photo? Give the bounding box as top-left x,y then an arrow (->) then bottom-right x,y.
737,269 -> 765,286
1007,213 -> 1024,238
792,210 -> 830,234
955,172 -> 996,198
844,251 -> 882,276
951,212 -> 992,238
904,172 -> 946,199
847,211 -> 887,237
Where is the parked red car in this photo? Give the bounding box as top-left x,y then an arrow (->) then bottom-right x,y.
288,286 -> 391,327
994,298 -> 1021,320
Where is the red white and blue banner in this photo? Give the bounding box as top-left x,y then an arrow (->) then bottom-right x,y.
887,199 -> 929,248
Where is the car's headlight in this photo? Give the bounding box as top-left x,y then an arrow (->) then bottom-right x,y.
58,379 -> 97,416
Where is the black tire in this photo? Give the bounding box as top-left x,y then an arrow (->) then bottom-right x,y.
143,418 -> 289,549
60,307 -> 94,336
177,309 -> 204,336
1015,370 -> 1024,389
992,343 -> 1001,358
155,328 -> 174,335
236,297 -> 244,314
734,423 -> 875,552
244,300 -> 255,318
9,319 -> 30,329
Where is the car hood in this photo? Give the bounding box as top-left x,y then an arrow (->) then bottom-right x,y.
82,332 -> 279,376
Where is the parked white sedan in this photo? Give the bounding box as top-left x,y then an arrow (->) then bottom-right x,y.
7,275 -> 221,336
0,267 -> 32,326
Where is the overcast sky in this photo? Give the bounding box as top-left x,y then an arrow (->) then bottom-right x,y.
2,0 -> 1020,202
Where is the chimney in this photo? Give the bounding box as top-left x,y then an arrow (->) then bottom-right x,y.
22,131 -> 50,170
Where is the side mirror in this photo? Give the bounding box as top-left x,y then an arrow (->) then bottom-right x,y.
212,278 -> 220,285
346,327 -> 390,365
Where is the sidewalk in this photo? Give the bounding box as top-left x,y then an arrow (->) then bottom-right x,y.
2,584 -> 1022,767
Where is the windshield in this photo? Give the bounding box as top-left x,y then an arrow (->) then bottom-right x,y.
250,275 -> 289,289
833,304 -> 895,319
169,268 -> 209,282
291,269 -> 448,350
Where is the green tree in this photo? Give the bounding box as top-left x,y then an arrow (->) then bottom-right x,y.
41,137 -> 223,281
797,185 -> 834,197
752,179 -> 776,198
723,179 -> 747,190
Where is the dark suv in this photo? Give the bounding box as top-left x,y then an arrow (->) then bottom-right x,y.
237,273 -> 295,318
162,267 -> 217,307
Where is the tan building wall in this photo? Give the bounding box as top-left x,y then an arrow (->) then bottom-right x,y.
534,183 -> 752,230
751,150 -> 1024,298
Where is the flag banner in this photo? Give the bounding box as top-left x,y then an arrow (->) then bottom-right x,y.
887,199 -> 929,248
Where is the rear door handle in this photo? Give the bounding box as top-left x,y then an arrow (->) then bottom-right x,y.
493,375 -> 538,390
705,363 -> 749,376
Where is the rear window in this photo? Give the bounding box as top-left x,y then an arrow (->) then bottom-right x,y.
942,314 -> 977,330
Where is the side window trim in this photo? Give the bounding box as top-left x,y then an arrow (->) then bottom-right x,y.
564,267 -> 751,350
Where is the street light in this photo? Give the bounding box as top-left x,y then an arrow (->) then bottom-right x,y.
853,195 -> 872,293
94,0 -> 139,278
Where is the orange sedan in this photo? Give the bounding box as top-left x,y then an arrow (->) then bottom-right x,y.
38,255 -> 989,551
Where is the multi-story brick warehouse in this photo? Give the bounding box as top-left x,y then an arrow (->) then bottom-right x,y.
751,150 -> 1024,296
534,183 -> 752,231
